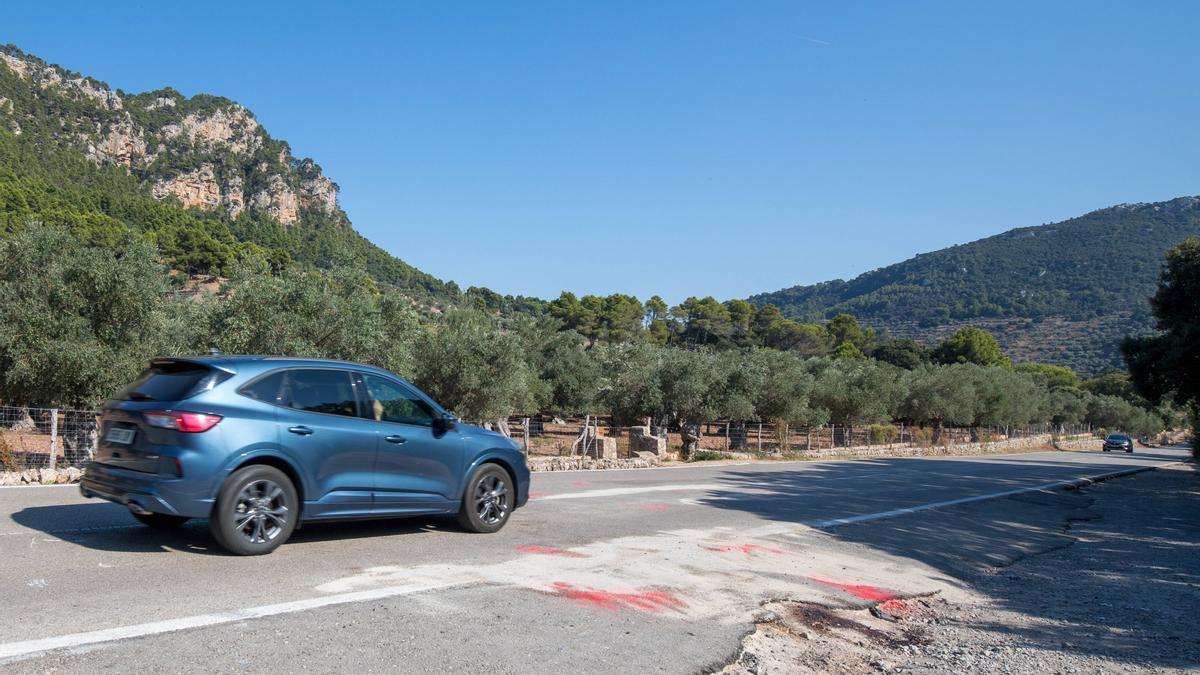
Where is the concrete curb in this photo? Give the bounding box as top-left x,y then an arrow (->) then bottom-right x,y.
806,461 -> 1186,530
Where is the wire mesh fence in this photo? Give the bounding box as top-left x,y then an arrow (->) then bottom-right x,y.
500,415 -> 1101,459
0,406 -> 99,472
0,403 -> 1105,473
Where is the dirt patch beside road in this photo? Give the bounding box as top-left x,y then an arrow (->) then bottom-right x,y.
722,463 -> 1200,673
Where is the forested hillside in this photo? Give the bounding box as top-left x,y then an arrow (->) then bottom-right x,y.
750,198 -> 1200,373
0,45 -> 450,302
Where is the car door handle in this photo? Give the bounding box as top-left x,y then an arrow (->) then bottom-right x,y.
288,426 -> 314,436
385,435 -> 407,445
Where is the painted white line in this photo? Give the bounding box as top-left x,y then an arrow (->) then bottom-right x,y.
534,484 -> 723,501
0,525 -> 139,537
804,464 -> 1177,529
0,483 -> 81,490
0,580 -> 462,663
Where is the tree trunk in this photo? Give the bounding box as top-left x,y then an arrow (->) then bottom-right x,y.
494,418 -> 512,439
680,420 -> 701,459
571,415 -> 592,456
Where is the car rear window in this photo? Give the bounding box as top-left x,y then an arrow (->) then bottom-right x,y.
118,362 -> 229,402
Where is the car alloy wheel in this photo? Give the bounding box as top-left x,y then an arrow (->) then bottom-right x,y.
232,479 -> 290,544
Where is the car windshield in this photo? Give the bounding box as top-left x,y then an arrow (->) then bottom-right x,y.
1106,435 -> 1127,441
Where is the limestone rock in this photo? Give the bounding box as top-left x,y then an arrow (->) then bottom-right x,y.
84,118 -> 147,167
630,426 -> 668,455
250,175 -> 301,225
224,174 -> 245,219
586,437 -> 618,460
300,174 -> 338,214
153,165 -> 222,210
162,106 -> 262,155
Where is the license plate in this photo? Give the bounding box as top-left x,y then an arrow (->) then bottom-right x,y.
105,427 -> 136,445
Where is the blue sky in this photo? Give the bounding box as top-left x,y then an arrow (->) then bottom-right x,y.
6,2 -> 1200,303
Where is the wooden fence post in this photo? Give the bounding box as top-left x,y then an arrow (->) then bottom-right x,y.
47,408 -> 59,471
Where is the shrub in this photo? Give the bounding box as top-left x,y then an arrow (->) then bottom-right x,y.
868,423 -> 899,445
0,436 -> 19,473
913,427 -> 934,447
688,450 -> 727,462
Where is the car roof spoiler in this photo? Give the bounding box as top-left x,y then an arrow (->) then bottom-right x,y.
149,357 -> 237,375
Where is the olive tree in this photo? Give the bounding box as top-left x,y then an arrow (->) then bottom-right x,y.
898,364 -> 977,443
809,358 -> 905,427
410,310 -> 535,434
0,225 -> 182,407
594,342 -> 664,426
203,261 -> 420,377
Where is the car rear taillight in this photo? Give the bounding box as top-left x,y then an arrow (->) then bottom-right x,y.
143,411 -> 222,433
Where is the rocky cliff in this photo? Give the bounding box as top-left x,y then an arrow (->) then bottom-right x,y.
0,46 -> 338,227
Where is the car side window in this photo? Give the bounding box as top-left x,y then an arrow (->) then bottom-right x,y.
286,369 -> 359,418
362,375 -> 436,427
239,370 -> 289,405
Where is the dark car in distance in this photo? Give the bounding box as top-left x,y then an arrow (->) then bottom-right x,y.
1102,434 -> 1135,453
80,356 -> 530,555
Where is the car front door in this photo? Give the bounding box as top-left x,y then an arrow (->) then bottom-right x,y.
268,368 -> 379,518
358,373 -> 464,513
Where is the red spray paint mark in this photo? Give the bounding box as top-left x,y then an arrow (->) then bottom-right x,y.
809,577 -> 896,602
636,503 -> 669,511
528,492 -> 549,500
571,480 -> 592,487
550,582 -> 686,613
878,598 -> 912,616
705,543 -> 789,555
515,545 -> 587,558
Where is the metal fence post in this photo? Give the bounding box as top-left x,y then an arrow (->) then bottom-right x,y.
522,417 -> 530,454
47,408 -> 59,471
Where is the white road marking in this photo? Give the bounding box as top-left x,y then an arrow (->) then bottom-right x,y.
803,465 -> 1174,529
535,484 -> 723,501
0,525 -> 139,537
0,580 -> 461,663
0,483 -> 81,490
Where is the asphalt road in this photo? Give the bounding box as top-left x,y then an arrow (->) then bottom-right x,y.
0,447 -> 1188,672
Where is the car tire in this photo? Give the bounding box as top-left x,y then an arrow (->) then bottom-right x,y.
457,464 -> 513,534
209,465 -> 299,556
132,512 -> 189,528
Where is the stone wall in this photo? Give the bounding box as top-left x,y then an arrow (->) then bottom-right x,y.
1052,436 -> 1103,452
528,455 -> 660,472
0,467 -> 84,486
802,433 -> 1055,459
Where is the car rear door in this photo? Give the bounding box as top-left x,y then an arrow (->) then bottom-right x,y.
357,373 -> 464,514
267,368 -> 379,518
96,360 -> 232,474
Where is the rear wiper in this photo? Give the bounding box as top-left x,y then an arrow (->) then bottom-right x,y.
126,391 -> 156,401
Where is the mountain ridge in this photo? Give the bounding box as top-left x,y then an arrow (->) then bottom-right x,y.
749,197 -> 1200,373
0,44 -> 451,301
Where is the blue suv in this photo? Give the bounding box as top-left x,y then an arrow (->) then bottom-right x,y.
80,356 -> 530,555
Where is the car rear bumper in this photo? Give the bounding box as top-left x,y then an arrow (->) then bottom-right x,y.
80,463 -> 214,519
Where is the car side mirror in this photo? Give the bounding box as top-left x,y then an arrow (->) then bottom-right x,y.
433,413 -> 457,432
